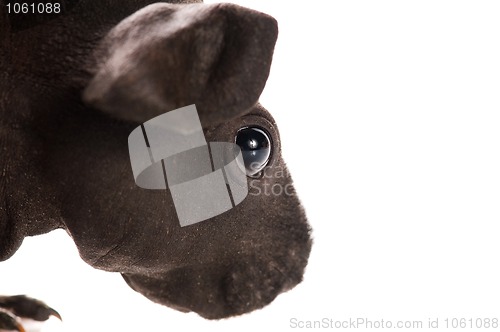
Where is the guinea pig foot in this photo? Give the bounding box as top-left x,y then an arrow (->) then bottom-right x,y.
0,295 -> 61,331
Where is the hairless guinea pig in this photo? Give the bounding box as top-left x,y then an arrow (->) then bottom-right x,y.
0,0 -> 312,322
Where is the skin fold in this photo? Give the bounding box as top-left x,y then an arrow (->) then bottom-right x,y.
0,0 -> 312,319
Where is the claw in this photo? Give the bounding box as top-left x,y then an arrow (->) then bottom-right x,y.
47,307 -> 62,321
0,295 -> 61,322
0,308 -> 25,332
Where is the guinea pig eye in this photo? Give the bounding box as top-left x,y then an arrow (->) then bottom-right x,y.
235,127 -> 272,177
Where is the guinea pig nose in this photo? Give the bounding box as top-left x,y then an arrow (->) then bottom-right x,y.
235,127 -> 271,177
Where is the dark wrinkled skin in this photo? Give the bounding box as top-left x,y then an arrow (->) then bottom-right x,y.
0,0 -> 312,319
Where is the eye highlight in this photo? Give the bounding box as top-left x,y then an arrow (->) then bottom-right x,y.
235,127 -> 271,177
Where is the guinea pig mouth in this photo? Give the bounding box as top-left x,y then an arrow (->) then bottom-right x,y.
121,255 -> 299,320
117,200 -> 311,319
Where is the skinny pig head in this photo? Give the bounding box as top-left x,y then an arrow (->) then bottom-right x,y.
0,0 -> 312,319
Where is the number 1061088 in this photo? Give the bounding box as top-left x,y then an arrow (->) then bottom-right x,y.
6,2 -> 61,14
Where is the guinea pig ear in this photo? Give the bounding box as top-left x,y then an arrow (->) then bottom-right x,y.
83,3 -> 278,126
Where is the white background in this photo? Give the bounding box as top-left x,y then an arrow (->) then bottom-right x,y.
2,1 -> 500,331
